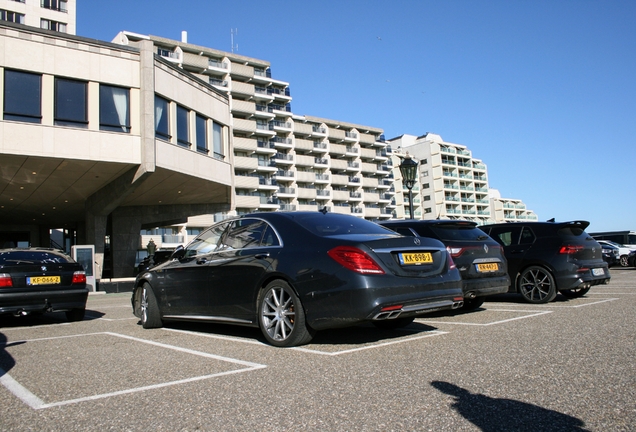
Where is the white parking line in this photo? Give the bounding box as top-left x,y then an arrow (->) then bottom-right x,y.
291,330 -> 449,356
165,326 -> 450,356
417,309 -> 552,326
544,298 -> 619,308
0,332 -> 266,410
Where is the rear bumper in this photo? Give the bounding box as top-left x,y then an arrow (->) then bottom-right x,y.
0,288 -> 89,315
301,271 -> 463,330
462,275 -> 511,298
555,265 -> 610,291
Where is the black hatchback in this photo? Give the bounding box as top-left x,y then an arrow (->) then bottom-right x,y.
481,220 -> 610,303
380,220 -> 510,310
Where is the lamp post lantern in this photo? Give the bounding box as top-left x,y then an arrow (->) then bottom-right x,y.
399,153 -> 418,220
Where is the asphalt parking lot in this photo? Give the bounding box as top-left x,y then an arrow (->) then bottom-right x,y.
1,269 -> 635,431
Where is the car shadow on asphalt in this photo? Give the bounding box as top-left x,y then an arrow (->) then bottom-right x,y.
431,381 -> 589,431
160,320 -> 440,347
0,310 -> 105,328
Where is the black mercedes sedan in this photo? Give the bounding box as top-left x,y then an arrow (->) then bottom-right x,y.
0,248 -> 88,321
481,220 -> 610,303
132,211 -> 464,347
380,220 -> 510,310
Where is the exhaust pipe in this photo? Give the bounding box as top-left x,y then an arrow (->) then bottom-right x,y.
465,291 -> 477,299
452,301 -> 464,309
14,309 -> 27,317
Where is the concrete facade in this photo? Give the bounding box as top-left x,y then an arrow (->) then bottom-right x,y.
0,0 -> 76,34
0,22 -> 233,278
113,31 -> 395,228
388,133 -> 536,224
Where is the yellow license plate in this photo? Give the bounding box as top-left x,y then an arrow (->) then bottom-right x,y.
27,276 -> 61,285
477,263 -> 499,272
399,252 -> 433,265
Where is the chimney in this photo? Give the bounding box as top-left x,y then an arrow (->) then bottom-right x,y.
181,31 -> 188,43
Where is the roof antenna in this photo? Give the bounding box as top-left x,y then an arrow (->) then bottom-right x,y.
231,28 -> 238,53
320,207 -> 329,214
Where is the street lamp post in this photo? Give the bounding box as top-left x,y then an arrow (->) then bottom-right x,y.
399,153 -> 418,220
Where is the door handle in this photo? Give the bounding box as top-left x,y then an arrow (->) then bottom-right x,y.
255,253 -> 270,259
196,257 -> 208,264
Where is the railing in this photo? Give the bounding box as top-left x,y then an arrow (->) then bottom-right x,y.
278,187 -> 296,194
280,204 -> 296,211
314,141 -> 327,149
208,59 -> 228,69
312,126 -> 326,134
315,158 -> 328,165
315,174 -> 330,181
345,131 -> 358,139
275,170 -> 294,178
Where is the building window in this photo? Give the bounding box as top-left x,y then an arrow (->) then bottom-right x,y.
176,105 -> 190,147
425,208 -> 432,214
422,183 -> 430,189
3,70 -> 41,123
1,9 -> 25,24
40,18 -> 67,32
99,85 -> 130,133
424,195 -> 431,201
54,77 -> 87,128
154,95 -> 170,140
41,0 -> 67,12
196,114 -> 208,154
213,121 -> 224,159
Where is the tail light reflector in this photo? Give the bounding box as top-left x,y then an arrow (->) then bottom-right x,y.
327,246 -> 385,274
446,248 -> 457,270
0,273 -> 13,288
72,271 -> 87,284
380,304 -> 403,312
560,245 -> 584,254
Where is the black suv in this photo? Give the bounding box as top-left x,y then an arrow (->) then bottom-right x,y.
380,220 -> 510,310
481,221 -> 610,303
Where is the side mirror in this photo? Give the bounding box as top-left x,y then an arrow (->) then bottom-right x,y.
172,245 -> 186,260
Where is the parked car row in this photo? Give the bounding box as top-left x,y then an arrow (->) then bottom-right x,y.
0,211 -> 613,348
130,212 -> 612,347
595,240 -> 635,267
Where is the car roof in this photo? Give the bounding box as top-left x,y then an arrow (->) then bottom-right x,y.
483,220 -> 590,230
381,219 -> 478,228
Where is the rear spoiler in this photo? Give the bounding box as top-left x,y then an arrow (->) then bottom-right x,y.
557,220 -> 590,230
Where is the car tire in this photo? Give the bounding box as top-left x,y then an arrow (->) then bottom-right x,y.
619,255 -> 629,267
140,283 -> 163,329
517,266 -> 557,304
560,286 -> 591,298
372,316 -> 415,329
66,308 -> 85,322
258,280 -> 314,347
461,297 -> 485,311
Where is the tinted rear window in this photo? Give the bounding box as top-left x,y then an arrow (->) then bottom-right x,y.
557,226 -> 589,240
294,214 -> 393,237
427,225 -> 490,241
0,251 -> 72,265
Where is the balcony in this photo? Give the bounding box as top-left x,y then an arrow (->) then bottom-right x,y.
314,157 -> 329,167
315,173 -> 330,183
274,170 -> 295,181
313,141 -> 328,153
274,152 -> 294,165
258,177 -> 278,190
256,140 -> 277,154
279,204 -> 297,211
259,196 -> 279,209
256,159 -> 278,172
277,187 -> 296,198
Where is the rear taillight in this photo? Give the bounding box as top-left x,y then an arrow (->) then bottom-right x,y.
0,273 -> 13,288
559,245 -> 584,254
446,246 -> 464,257
446,249 -> 457,270
72,271 -> 86,284
327,246 -> 385,274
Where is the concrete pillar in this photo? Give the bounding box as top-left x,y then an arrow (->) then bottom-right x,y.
111,208 -> 143,278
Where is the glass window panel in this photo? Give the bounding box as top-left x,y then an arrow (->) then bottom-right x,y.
154,95 -> 170,140
55,78 -> 87,127
196,114 -> 208,153
176,105 -> 189,147
99,85 -> 130,132
3,70 -> 42,123
213,121 -> 223,159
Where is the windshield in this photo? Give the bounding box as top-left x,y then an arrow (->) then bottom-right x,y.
293,213 -> 394,237
0,250 -> 71,265
428,225 -> 490,241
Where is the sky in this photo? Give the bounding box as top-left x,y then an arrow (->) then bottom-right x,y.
77,0 -> 636,233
